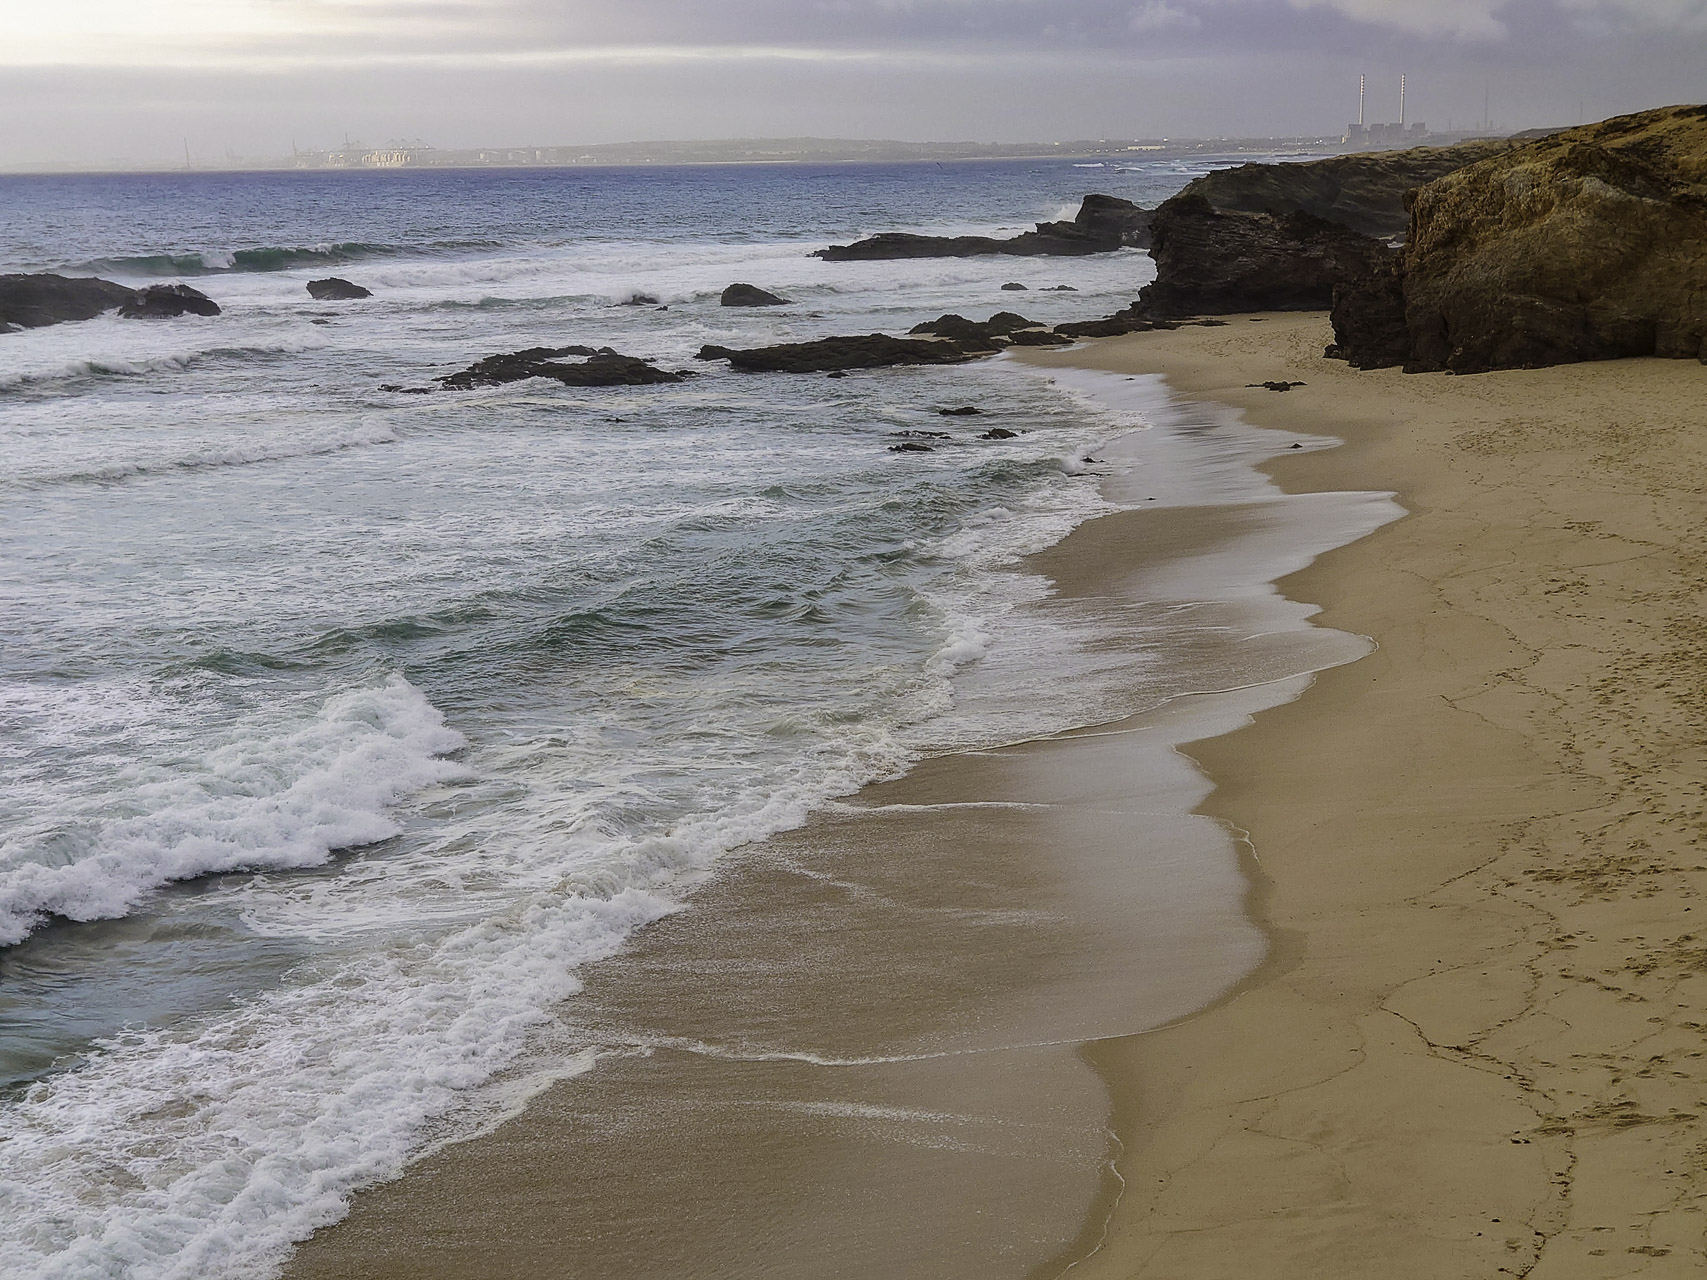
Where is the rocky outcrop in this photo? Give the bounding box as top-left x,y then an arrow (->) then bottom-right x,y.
720,283 -> 789,307
1332,104 -> 1707,373
696,333 -> 979,373
907,311 -> 1069,350
1328,260 -> 1410,369
116,284 -> 221,319
438,346 -> 685,389
0,274 -> 149,330
814,194 -> 1153,261
1139,194 -> 1397,317
1180,138 -> 1518,239
307,277 -> 371,300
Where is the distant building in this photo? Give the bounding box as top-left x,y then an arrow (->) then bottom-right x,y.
1344,121 -> 1431,148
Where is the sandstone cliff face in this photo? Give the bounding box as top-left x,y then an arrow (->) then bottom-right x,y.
1394,105 -> 1707,373
1181,139 -> 1516,239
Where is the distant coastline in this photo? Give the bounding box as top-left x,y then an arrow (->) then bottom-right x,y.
0,131 -> 1492,177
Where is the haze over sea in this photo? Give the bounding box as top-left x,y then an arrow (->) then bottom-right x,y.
2,156 -> 1286,1278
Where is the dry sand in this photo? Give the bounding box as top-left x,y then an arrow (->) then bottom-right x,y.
1020,315 -> 1707,1278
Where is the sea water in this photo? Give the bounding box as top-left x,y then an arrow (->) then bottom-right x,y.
0,156 -> 1292,1279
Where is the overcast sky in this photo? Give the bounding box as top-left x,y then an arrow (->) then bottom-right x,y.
4,0 -> 1704,168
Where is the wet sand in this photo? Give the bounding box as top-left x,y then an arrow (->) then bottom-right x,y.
1021,315 -> 1707,1277
284,350 -> 1393,1278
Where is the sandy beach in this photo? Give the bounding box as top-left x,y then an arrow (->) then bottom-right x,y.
1023,315 -> 1707,1277
283,313 -> 1707,1278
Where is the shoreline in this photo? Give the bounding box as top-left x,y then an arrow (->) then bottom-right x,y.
281,334 -> 1392,1278
1020,315 -> 1707,1276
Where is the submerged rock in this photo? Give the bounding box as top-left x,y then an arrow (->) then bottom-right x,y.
618,293 -> 660,306
438,346 -> 684,389
815,194 -> 1153,261
0,273 -> 136,331
980,427 -> 1019,440
307,277 -> 372,300
890,441 -> 934,453
697,333 -> 979,373
1001,282 -> 1028,291
117,283 -> 221,319
938,405 -> 983,416
720,283 -> 790,307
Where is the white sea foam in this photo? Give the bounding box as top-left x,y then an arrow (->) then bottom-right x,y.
0,676 -> 466,946
0,167 -> 1196,1280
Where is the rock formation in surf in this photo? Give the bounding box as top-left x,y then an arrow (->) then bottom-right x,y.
0,273 -> 209,331
720,283 -> 790,307
696,333 -> 982,373
907,311 -> 1071,350
117,283 -> 222,319
814,194 -> 1153,261
438,346 -> 687,389
307,277 -> 372,300
1332,104 -> 1707,373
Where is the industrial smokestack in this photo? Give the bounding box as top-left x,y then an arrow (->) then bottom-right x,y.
1359,74 -> 1366,127
1400,74 -> 1407,128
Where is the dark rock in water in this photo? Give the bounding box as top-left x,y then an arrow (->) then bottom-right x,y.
438,346 -> 684,389
825,370 -> 847,378
908,311 -> 1055,350
980,427 -> 1019,440
1001,282 -> 1028,291
1248,381 -> 1307,391
721,283 -> 790,307
702,333 -> 980,373
1006,329 -> 1072,346
814,232 -> 1016,262
0,273 -> 136,330
1044,285 -> 1078,291
1139,193 -> 1395,317
1179,138 -> 1522,239
1389,105 -> 1707,373
893,430 -> 951,438
890,441 -> 934,453
117,283 -> 221,319
815,194 -> 1153,261
618,293 -> 660,306
938,406 -> 983,416
307,277 -> 371,301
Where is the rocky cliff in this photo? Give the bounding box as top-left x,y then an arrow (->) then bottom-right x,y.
1333,104 -> 1707,373
1139,194 -> 1396,316
1180,139 -> 1518,239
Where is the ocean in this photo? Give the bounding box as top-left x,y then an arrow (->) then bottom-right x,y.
1,155 -> 1334,1279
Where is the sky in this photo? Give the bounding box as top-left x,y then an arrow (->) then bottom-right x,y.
2,0 -> 1704,168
